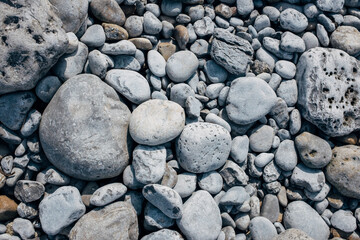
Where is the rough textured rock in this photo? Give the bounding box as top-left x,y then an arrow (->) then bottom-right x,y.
176,191 -> 221,240
176,122 -> 232,173
272,229 -> 314,240
0,0 -> 68,95
296,47 -> 360,137
141,229 -> 184,240
39,74 -> 131,181
129,99 -> 185,146
331,26 -> 360,56
283,201 -> 330,240
14,180 -> 45,203
326,145 -> 360,199
211,28 -> 254,75
226,77 -> 277,125
69,201 -> 138,240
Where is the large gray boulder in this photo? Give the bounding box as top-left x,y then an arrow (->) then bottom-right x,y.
0,0 -> 68,95
39,74 -> 131,181
296,47 -> 360,137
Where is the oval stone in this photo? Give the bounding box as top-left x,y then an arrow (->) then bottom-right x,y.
166,51 -> 199,83
39,74 -> 131,181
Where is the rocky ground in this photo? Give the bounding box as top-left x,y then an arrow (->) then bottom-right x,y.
1,0 -> 360,239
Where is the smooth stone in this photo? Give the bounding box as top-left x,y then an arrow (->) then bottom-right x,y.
249,216 -> 278,240
303,32 -> 320,50
291,163 -> 325,192
236,0 -> 254,16
220,160 -> 249,187
174,25 -> 189,50
99,40 -> 136,55
0,0 -> 68,95
249,125 -> 275,153
296,47 -> 360,137
66,32 -> 79,54
142,184 -> 183,219
295,132 -> 332,168
204,60 -> 228,83
280,31 -> 306,53
161,0 -> 182,17
166,51 -> 199,83
220,186 -> 250,205
14,180 -> 45,203
0,195 -> 18,221
35,76 -> 62,103
330,26 -> 360,55
12,218 -> 35,240
255,153 -> 274,168
161,164 -> 178,188
198,171 -> 223,195
124,191 -> 145,216
144,202 -> 175,231
148,50 -> 166,77
235,213 -> 250,231
132,145 -> 166,184
269,98 -> 290,129
39,186 -> 86,235
141,229 -> 184,240
177,191 -> 221,240
190,39 -> 209,57
173,173 -> 197,198
69,201 -> 138,240
42,166 -> 71,185
176,122 -> 231,173
144,11 -> 162,35
90,183 -> 127,207
275,140 -> 297,171
275,60 -> 296,79
283,201 -> 330,240
276,80 -> 298,107
39,74 -> 131,180
20,109 -> 42,137
90,0 -> 126,26
113,55 -> 141,71
326,145 -> 360,199
80,24 -> 105,47
260,194 -> 280,223
0,91 -> 36,131
316,0 -> 344,12
170,83 -> 195,107
279,8 -> 308,33
88,50 -> 113,79
226,77 -> 277,125
124,16 -> 143,38
304,182 -> 331,201
193,16 -> 215,37
129,38 -> 153,50
273,229 -> 314,240
129,99 -> 185,146
317,24 -> 330,47
102,23 -> 129,41
230,136 -> 249,164
105,69 -> 150,104
331,210 -> 357,233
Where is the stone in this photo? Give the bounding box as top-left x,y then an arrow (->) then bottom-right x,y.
198,171 -> 223,195
113,55 -> 141,71
276,80 -> 298,107
105,69 -> 150,104
69,201 -> 138,240
317,24 -> 329,47
99,40 -> 136,55
39,74 -> 131,181
211,28 -> 254,75
260,194 -> 280,223
80,24 -> 106,47
291,163 -> 325,192
273,229 -> 314,240
88,50 -> 113,79
14,180 -> 45,203
144,11 -> 162,35
255,153 -> 274,168
190,39 -> 209,57
275,60 -> 296,79
158,41 -> 176,61
161,164 -> 178,188
90,0 -> 126,26
166,51 -> 199,83
194,16 -> 215,37
330,26 -> 360,56
249,125 -> 275,153
220,160 -> 249,187
35,76 -> 62,103
0,195 -> 18,221
173,173 -> 197,198
102,23 -> 128,41
176,122 -> 231,173
173,25 -> 188,50
296,47 -> 360,137
283,201 -> 330,240
326,145 -> 360,199
279,8 -> 308,33
132,145 -> 166,184
141,229 -> 184,240
129,38 -> 152,50
0,0 -> 68,95
316,0 -> 344,12
144,202 -> 175,231
0,91 -> 36,131
249,216 -> 278,240
90,183 -> 127,207
263,161 -> 281,183
230,136 -> 249,164
66,32 -> 78,54
220,186 -> 249,205
12,218 -> 35,240
204,60 -> 228,83
42,166 -> 71,185
236,0 -> 254,16
124,16 -> 143,38
275,140 -> 298,171
295,132 -> 332,168
226,77 -> 277,125
235,213 -> 250,231
129,99 -> 185,146
177,191 -> 221,240
39,186 -> 86,235
17,202 -> 37,219
161,0 -> 182,17
148,50 -> 166,77
280,31 -> 306,53
331,210 -> 357,233
170,83 -> 195,107
20,109 -> 42,137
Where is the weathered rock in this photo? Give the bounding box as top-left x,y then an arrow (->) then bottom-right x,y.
141,229 -> 184,240
297,47 -> 360,137
211,28 -> 254,75
326,145 -> 360,199
129,99 -> 185,146
0,0 -> 68,95
176,122 -> 231,173
14,180 -> 45,203
144,202 -> 174,231
0,195 -> 18,221
272,229 -> 314,240
331,26 -> 360,56
90,0 -> 126,26
226,77 -> 277,125
316,0 -> 344,13
90,183 -> 127,207
69,201 -> 138,240
166,51 -> 199,83
40,74 -> 131,181
291,163 -> 325,192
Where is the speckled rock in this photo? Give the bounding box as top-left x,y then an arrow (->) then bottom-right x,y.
330,26 -> 360,56
272,229 -> 314,240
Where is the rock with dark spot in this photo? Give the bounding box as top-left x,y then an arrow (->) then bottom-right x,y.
296,47 -> 360,137
0,0 -> 68,95
39,74 -> 131,181
14,180 -> 45,203
90,0 -> 126,26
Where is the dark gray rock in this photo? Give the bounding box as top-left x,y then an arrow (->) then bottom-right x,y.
0,0 -> 68,95
176,122 -> 231,173
296,47 -> 360,137
69,201 -> 138,240
35,76 -> 62,103
220,160 -> 249,187
14,180 -> 45,203
0,91 -> 36,131
40,74 -> 131,181
260,194 -> 279,223
211,28 -> 254,75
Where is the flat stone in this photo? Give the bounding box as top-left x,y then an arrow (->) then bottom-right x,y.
0,0 -> 68,95
211,28 -> 254,75
90,183 -> 127,207
260,194 -> 279,223
176,122 -> 231,173
129,99 -> 185,146
326,145 -> 360,199
113,55 -> 141,71
230,136 -> 249,164
291,163 -> 325,192
177,191 -> 221,240
90,0 -> 126,26
295,132 -> 332,168
147,50 -> 166,77
249,216 -> 277,240
331,210 -> 357,233
14,180 -> 45,203
296,47 -> 360,137
80,24 -> 106,47
69,201 -> 138,240
280,31 -> 306,53
102,23 -> 129,41
166,51 -> 199,83
39,74 -> 131,181
220,186 -> 250,206
249,125 -> 275,153
204,60 -> 228,83
330,26 -> 360,56
283,201 -> 330,240
88,50 -> 113,79
105,69 -> 150,104
275,140 -> 298,171
226,77 -> 277,125
39,186 -> 86,235
236,0 -> 254,16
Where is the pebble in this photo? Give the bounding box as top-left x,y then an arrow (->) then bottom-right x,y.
144,202 -> 174,231
236,0 -> 254,16
102,23 -> 129,41
249,125 -> 275,153
194,16 -> 215,37
141,229 -> 183,240
275,140 -> 297,171
166,51 -> 199,83
90,0 -> 126,26
147,50 -> 166,77
316,0 -> 344,13
12,218 -> 35,240
275,60 -> 296,80
173,173 -> 197,198
330,26 -> 360,56
80,24 -> 106,47
0,195 -> 18,221
220,186 -> 250,205
174,25 -> 189,50
280,31 -> 306,53
88,50 -> 114,79
90,183 -> 127,207
144,11 -> 162,35
255,153 -> 274,168
99,40 -> 136,55
14,180 -> 45,203
291,163 -> 325,192
220,160 -> 249,187
161,0 -> 182,17
204,60 -> 228,83
198,171 -> 223,195
124,16 -> 144,37
279,8 -> 308,33
273,228 -> 314,240
249,216 -> 278,240
35,76 -> 62,103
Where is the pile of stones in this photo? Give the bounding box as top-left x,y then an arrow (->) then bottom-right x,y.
1,0 -> 360,239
